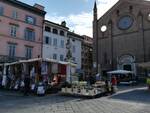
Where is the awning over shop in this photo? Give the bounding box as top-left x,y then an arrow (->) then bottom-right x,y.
3,58 -> 77,67
107,70 -> 133,74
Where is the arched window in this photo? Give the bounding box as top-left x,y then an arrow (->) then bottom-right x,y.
60,30 -> 64,36
53,28 -> 58,34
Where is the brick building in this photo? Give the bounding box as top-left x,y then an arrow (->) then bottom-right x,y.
93,0 -> 150,77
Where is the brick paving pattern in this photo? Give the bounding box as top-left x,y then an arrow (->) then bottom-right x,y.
0,86 -> 150,113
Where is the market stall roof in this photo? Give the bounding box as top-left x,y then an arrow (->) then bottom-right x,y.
138,62 -> 150,68
58,61 -> 77,67
5,61 -> 20,66
45,58 -> 58,63
20,58 -> 42,63
3,58 -> 77,67
107,70 -> 133,74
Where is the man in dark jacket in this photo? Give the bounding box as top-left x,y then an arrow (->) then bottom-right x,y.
24,74 -> 30,96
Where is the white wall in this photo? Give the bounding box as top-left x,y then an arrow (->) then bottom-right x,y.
70,38 -> 82,70
43,31 -> 67,61
42,22 -> 82,71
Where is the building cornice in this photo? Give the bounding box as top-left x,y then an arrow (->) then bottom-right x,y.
68,32 -> 84,41
44,20 -> 69,30
2,0 -> 46,16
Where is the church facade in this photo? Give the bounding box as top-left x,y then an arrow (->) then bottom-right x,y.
93,0 -> 150,77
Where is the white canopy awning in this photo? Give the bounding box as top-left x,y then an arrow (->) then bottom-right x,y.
3,58 -> 77,67
107,70 -> 133,74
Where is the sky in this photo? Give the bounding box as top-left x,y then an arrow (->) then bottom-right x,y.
20,0 -> 119,37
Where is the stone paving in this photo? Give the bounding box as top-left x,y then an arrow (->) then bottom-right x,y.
0,86 -> 150,113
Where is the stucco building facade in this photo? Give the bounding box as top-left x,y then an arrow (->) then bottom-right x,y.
0,0 -> 46,63
43,20 -> 83,71
93,0 -> 150,77
43,20 -> 68,62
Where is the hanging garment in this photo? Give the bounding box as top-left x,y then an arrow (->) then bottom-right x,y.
51,63 -> 58,74
30,67 -> 35,77
41,62 -> 48,75
2,75 -> 7,86
59,64 -> 66,75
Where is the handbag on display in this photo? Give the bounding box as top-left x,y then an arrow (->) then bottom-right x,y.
31,84 -> 35,90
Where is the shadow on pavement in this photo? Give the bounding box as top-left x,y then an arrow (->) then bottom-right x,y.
109,87 -> 150,104
0,90 -> 83,109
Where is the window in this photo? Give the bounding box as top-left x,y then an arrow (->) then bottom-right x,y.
45,26 -> 51,32
72,39 -> 75,42
44,36 -> 52,45
53,29 -> 58,34
44,36 -> 49,44
25,46 -> 33,59
118,16 -> 133,30
60,55 -> 64,61
60,40 -> 64,48
12,10 -> 17,19
53,54 -> 57,60
60,30 -> 64,36
0,7 -> 3,16
24,28 -> 35,41
10,25 -> 17,37
8,43 -> 16,57
72,57 -> 76,62
53,38 -> 57,47
72,45 -> 76,53
26,16 -> 36,25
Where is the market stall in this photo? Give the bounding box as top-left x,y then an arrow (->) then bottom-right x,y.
107,70 -> 136,85
1,58 -> 77,94
61,81 -> 107,98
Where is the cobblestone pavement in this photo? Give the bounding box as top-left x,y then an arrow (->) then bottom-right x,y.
0,86 -> 150,113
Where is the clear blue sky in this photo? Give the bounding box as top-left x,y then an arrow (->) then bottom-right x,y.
20,0 -> 94,16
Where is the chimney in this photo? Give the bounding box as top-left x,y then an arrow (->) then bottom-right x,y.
34,3 -> 45,11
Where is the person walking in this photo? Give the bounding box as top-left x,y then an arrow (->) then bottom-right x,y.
24,74 -> 30,96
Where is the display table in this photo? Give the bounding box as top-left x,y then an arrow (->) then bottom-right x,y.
61,81 -> 107,98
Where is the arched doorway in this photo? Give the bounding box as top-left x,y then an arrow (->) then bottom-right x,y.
118,55 -> 136,74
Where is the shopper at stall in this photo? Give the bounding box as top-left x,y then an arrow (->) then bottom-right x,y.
89,75 -> 96,85
96,73 -> 101,81
24,74 -> 30,96
111,75 -> 117,93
